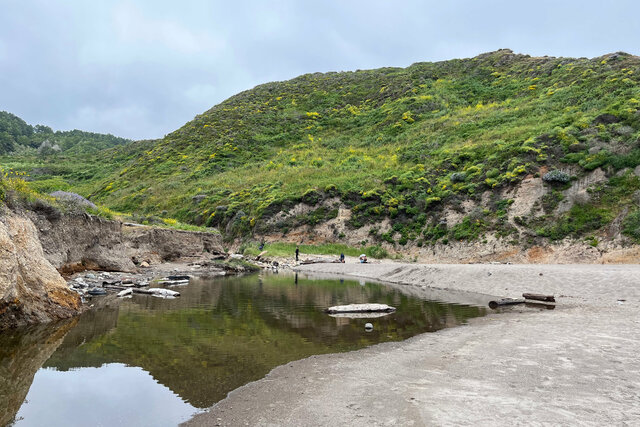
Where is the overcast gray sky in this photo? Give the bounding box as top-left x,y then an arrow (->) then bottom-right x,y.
1,0 -> 638,140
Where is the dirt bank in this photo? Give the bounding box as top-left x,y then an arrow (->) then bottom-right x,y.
185,263 -> 640,426
29,212 -> 225,273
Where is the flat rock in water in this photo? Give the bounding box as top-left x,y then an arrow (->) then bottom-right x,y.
326,303 -> 396,314
148,288 -> 180,297
117,289 -> 133,297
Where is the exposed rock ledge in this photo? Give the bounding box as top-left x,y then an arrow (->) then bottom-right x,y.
0,208 -> 81,330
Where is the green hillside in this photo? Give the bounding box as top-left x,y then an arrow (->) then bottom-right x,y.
5,49 -> 640,247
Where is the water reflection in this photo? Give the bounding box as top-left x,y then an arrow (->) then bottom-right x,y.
15,365 -> 197,427
2,273 -> 486,425
0,320 -> 76,426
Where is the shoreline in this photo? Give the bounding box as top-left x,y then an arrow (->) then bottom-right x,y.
184,262 -> 640,426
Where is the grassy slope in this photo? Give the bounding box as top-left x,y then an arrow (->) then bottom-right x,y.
4,49 -> 640,246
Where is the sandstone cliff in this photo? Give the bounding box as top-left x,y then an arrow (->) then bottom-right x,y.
0,208 -> 81,330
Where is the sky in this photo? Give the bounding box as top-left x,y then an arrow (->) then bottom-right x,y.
1,0 -> 639,140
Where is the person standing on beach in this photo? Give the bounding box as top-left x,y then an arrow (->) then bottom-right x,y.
295,246 -> 299,262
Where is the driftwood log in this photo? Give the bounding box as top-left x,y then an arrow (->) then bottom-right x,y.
525,302 -> 556,310
167,275 -> 191,281
299,258 -> 328,265
103,284 -> 127,291
488,298 -> 525,309
522,293 -> 556,302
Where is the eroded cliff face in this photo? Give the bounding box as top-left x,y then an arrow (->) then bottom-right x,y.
0,208 -> 81,330
28,212 -> 225,274
254,168 -> 640,264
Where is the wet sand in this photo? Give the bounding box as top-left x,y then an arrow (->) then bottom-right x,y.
184,263 -> 640,426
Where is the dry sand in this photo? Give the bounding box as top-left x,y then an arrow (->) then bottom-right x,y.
185,263 -> 640,426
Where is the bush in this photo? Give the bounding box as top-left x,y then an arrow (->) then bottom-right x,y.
423,223 -> 447,242
450,172 -> 467,183
542,170 -> 571,183
365,245 -> 389,259
536,205 -> 612,240
324,184 -> 339,197
622,209 -> 640,242
301,189 -> 320,205
450,216 -> 487,241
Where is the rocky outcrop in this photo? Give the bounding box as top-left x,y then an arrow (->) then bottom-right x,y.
0,208 -> 81,330
28,212 -> 225,274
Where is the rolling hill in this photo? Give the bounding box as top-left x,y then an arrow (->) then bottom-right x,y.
4,49 -> 640,254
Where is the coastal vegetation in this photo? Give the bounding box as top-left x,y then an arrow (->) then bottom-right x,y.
3,49 -> 640,248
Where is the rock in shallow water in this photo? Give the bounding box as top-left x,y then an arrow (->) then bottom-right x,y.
147,288 -> 180,297
326,303 -> 396,314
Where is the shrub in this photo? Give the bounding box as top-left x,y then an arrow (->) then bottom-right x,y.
450,172 -> 467,183
450,216 -> 487,241
537,205 -> 612,240
542,170 -> 570,183
301,189 -> 320,205
365,245 -> 389,259
423,223 -> 447,242
324,184 -> 338,197
486,168 -> 500,179
622,209 -> 640,242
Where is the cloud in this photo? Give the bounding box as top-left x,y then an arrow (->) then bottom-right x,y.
0,0 -> 639,140
184,84 -> 218,104
112,2 -> 225,55
0,39 -> 7,61
67,104 -> 153,138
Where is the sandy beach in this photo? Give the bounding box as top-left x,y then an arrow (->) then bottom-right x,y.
185,263 -> 640,426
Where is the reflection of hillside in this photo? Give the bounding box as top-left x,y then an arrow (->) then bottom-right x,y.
0,320 -> 76,426
39,274 -> 484,409
44,302 -> 120,370
243,275 -> 482,341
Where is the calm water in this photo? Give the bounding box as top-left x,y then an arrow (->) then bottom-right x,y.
1,273 -> 486,427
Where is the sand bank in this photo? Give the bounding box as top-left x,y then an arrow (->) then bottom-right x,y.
185,263 -> 640,426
